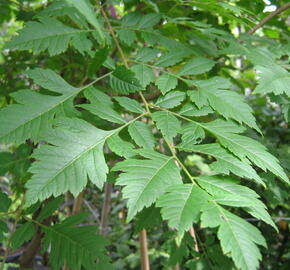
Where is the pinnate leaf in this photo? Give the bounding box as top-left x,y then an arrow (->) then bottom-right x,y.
155,74 -> 178,94
0,68 -> 80,144
157,184 -> 209,232
113,150 -> 182,221
110,66 -> 143,94
152,111 -> 181,141
26,118 -> 113,205
128,121 -> 155,149
178,143 -> 263,185
114,96 -> 144,113
155,91 -> 185,108
178,57 -> 215,76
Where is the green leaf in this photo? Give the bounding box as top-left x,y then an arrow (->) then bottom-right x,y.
79,87 -> 126,124
155,74 -> 178,94
71,32 -> 93,55
0,68 -> 80,144
178,143 -> 263,185
197,176 -> 276,229
0,220 -> 8,242
180,122 -> 205,146
121,12 -> 141,27
11,222 -> 35,250
128,121 -> 155,149
107,133 -> 136,158
131,64 -> 155,88
36,0 -> 88,28
41,214 -> 111,270
0,152 -> 14,175
155,91 -> 185,108
157,184 -> 209,232
0,192 -> 12,212
203,120 -> 289,184
201,203 -> 266,270
254,65 -> 290,97
25,118 -> 113,205
187,89 -> 208,109
152,111 -> 181,141
137,13 -> 161,28
135,206 -> 162,232
7,17 -> 90,55
66,0 -> 105,44
26,68 -> 78,94
189,77 -> 260,132
114,96 -> 145,113
110,66 -> 143,94
113,150 -> 182,221
136,48 -> 159,62
177,57 -> 215,76
178,103 -> 213,117
37,196 -> 64,222
117,29 -> 137,46
155,50 -> 193,67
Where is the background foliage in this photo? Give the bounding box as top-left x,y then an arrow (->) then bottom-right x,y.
0,0 -> 289,269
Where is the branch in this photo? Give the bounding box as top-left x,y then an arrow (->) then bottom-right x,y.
248,2 -> 290,34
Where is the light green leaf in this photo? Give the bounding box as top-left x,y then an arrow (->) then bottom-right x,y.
178,103 -> 213,117
188,89 -> 208,109
107,133 -> 136,158
114,96 -> 145,114
36,0 -> 89,28
180,122 -> 205,147
203,120 -> 289,184
79,87 -> 126,124
0,68 -> 80,144
26,118 -> 113,205
155,50 -> 193,67
128,121 -> 155,149
152,111 -> 181,141
157,184 -> 209,232
131,64 -> 155,88
178,143 -> 263,185
155,91 -> 185,108
66,0 -> 105,44
113,150 -> 182,221
7,17 -> 89,55
178,57 -> 215,76
136,48 -> 159,62
110,66 -> 143,94
201,203 -> 266,270
190,77 -> 260,132
254,65 -> 290,97
197,176 -> 276,229
155,74 -> 178,94
26,68 -> 78,94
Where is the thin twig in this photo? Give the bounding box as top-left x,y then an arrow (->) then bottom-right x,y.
189,227 -> 199,252
248,2 -> 290,34
98,4 -> 151,269
139,229 -> 150,270
100,183 -> 112,235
